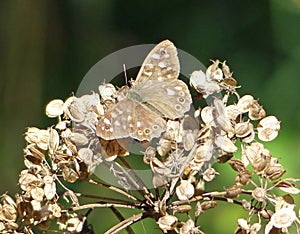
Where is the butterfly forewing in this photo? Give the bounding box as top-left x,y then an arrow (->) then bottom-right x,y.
135,40 -> 180,83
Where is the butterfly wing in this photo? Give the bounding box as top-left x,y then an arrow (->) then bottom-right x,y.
130,104 -> 166,141
96,99 -> 134,140
96,98 -> 166,141
135,40 -> 179,83
129,79 -> 192,119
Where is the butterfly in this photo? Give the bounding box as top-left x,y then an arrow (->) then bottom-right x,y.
96,40 -> 192,141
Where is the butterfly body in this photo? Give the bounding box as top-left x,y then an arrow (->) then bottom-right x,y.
96,40 -> 192,141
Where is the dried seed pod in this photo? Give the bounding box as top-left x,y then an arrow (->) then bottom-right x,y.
265,162 -> 286,181
176,180 -> 195,201
252,187 -> 266,202
143,146 -> 156,164
215,135 -> 237,153
157,214 -> 178,232
98,83 -> 116,101
62,167 -> 79,183
229,159 -> 246,172
237,95 -> 254,113
235,169 -> 252,186
201,106 -> 214,124
157,138 -> 172,157
179,219 -> 195,234
203,168 -> 218,182
70,132 -> 89,146
206,60 -> 223,81
49,128 -> 60,155
248,100 -> 266,120
152,173 -> 168,188
257,116 -> 280,142
225,185 -> 242,198
64,97 -> 85,122
172,204 -> 192,214
200,200 -> 217,211
46,99 -> 64,118
226,104 -> 241,121
235,121 -> 253,138
30,187 -> 44,202
241,199 -> 251,211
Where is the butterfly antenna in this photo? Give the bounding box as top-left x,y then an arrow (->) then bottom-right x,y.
123,64 -> 128,85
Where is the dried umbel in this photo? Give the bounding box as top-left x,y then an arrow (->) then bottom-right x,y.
1,41 -> 299,234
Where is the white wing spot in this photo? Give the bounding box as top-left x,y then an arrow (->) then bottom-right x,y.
164,53 -> 170,58
175,104 -> 182,111
104,118 -> 111,125
137,121 -> 142,127
151,53 -> 160,60
158,62 -> 166,68
174,86 -> 183,90
166,88 -> 176,95
143,71 -> 153,77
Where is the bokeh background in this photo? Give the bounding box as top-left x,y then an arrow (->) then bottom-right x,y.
0,0 -> 299,233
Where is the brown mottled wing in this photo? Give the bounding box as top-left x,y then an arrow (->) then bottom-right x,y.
96,98 -> 166,141
129,79 -> 192,119
96,99 -> 134,140
130,104 -> 167,141
135,40 -> 179,83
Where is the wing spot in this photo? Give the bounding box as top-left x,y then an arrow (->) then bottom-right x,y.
158,62 -> 166,68
164,53 -> 170,58
178,97 -> 185,103
178,91 -> 185,96
103,118 -> 111,125
144,128 -> 151,135
152,125 -> 159,130
138,130 -> 143,135
175,104 -> 182,111
166,88 -> 176,96
137,121 -> 142,127
151,53 -> 160,59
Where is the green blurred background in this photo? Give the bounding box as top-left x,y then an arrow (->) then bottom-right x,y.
0,0 -> 299,233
